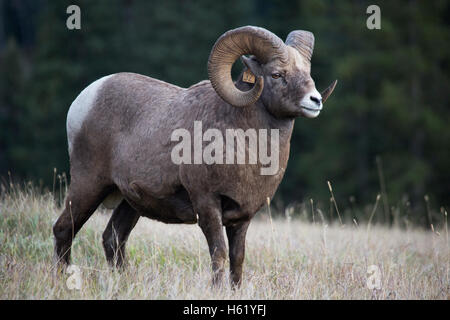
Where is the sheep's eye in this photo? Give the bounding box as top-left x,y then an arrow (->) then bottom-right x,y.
271,73 -> 281,79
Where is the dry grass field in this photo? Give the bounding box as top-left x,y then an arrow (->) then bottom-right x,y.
0,184 -> 448,299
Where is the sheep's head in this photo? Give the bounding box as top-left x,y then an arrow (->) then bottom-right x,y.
208,26 -> 337,118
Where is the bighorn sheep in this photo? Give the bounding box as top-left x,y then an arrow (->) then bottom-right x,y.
53,26 -> 336,286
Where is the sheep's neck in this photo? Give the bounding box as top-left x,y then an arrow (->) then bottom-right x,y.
233,78 -> 295,146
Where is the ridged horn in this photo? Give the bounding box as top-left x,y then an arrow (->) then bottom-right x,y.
285,30 -> 314,62
208,26 -> 287,107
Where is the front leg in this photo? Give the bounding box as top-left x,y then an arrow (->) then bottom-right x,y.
226,221 -> 250,288
194,196 -> 227,287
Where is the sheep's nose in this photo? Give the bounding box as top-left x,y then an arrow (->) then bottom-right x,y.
310,95 -> 322,106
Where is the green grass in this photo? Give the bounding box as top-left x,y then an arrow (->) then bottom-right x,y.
0,184 -> 448,299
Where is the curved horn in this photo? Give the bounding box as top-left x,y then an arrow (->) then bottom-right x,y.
285,30 -> 314,62
286,31 -> 336,103
208,26 -> 287,107
321,80 -> 337,103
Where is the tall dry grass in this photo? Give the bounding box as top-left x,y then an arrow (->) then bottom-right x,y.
0,183 -> 448,299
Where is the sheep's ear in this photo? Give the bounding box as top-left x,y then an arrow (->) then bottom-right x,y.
240,56 -> 261,84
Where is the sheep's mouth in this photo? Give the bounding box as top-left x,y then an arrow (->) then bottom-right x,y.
299,105 -> 322,118
301,106 -> 322,112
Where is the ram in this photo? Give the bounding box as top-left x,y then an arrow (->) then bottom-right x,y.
53,26 -> 337,287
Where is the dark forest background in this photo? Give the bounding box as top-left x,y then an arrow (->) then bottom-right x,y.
0,0 -> 449,226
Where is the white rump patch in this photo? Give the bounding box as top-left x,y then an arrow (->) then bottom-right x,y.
66,75 -> 114,154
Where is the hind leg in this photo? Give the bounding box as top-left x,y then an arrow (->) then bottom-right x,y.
53,174 -> 111,268
102,200 -> 140,268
